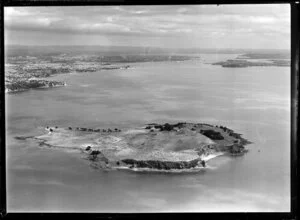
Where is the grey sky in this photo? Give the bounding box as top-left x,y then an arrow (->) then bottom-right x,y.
4,4 -> 290,49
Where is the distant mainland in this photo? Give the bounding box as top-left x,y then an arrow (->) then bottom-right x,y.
5,53 -> 198,93
5,46 -> 290,93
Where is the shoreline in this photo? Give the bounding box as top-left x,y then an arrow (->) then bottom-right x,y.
200,152 -> 225,162
115,152 -> 225,173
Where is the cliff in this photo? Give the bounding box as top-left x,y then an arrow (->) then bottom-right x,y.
122,158 -> 202,170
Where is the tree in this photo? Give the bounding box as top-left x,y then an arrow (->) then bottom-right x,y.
201,160 -> 206,167
163,123 -> 173,131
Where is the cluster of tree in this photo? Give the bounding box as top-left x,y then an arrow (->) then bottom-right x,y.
90,150 -> 101,156
145,122 -> 188,131
229,144 -> 246,154
219,126 -> 229,132
87,149 -> 101,161
217,125 -> 242,139
200,129 -> 224,140
229,132 -> 241,138
71,127 -> 121,132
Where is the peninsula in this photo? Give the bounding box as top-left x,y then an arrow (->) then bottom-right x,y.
212,52 -> 290,68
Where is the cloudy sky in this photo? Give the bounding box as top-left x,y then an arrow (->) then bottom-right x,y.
4,4 -> 290,49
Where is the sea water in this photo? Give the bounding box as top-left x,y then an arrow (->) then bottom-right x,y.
5,54 -> 290,212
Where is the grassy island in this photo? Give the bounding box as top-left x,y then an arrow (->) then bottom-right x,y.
16,122 -> 252,172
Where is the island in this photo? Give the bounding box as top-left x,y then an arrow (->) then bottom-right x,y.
212,59 -> 290,68
212,52 -> 290,68
15,122 -> 252,171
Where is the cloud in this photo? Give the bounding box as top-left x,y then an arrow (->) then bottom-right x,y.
4,5 -> 290,48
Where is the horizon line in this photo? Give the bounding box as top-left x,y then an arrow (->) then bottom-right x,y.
5,44 -> 290,51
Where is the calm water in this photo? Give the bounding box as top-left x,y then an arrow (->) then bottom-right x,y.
6,54 -> 290,212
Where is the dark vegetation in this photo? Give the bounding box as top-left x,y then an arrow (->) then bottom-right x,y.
201,160 -> 206,167
200,129 -> 224,140
88,150 -> 109,163
89,150 -> 101,161
90,150 -> 101,156
228,144 -> 247,154
68,127 -> 121,133
147,122 -> 187,131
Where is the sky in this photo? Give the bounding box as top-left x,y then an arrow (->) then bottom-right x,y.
4,4 -> 290,49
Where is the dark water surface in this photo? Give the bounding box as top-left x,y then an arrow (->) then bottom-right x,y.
6,54 -> 290,212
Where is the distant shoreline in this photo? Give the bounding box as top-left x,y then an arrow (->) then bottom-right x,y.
212,53 -> 290,68
5,54 -> 199,94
